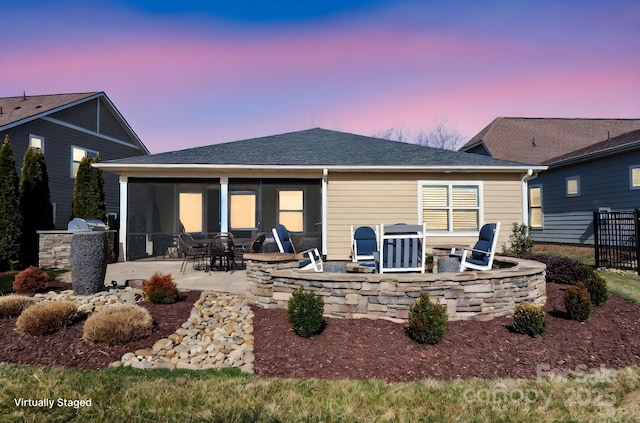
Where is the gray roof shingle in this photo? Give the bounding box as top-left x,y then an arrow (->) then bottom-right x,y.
0,92 -> 100,128
103,128 -> 538,169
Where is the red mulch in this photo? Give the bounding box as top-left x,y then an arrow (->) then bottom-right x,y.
1,282 -> 640,383
252,283 -> 640,382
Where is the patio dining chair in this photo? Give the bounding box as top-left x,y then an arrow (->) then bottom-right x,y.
272,224 -> 323,272
209,232 -> 237,272
451,222 -> 501,271
177,233 -> 209,273
350,225 -> 378,262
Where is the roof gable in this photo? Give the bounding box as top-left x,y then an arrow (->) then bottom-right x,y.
0,92 -> 100,128
101,128 -> 540,170
461,117 -> 640,164
0,92 -> 149,155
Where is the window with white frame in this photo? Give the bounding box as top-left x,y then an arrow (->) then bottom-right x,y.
566,176 -> 580,196
528,186 -> 543,228
71,146 -> 99,178
421,183 -> 480,231
29,135 -> 44,153
229,191 -> 257,230
630,166 -> 640,189
278,190 -> 304,232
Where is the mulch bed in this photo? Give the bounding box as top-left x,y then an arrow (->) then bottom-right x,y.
1,282 -> 640,382
252,283 -> 640,382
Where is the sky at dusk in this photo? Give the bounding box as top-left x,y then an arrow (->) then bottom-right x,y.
2,0 -> 639,153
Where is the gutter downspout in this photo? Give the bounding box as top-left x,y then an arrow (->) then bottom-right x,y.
322,169 -> 328,258
521,169 -> 537,224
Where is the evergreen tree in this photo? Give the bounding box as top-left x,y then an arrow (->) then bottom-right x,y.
20,146 -> 54,266
72,156 -> 106,221
0,135 -> 22,270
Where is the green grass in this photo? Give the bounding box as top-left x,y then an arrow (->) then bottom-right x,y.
1,364 -> 640,422
598,270 -> 640,306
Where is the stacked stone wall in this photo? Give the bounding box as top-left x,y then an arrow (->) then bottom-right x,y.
247,256 -> 546,322
38,231 -> 118,269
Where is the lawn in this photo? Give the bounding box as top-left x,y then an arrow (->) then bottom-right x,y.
2,364 -> 640,422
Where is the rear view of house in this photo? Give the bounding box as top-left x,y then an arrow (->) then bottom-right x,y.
96,128 -> 545,261
0,92 -> 149,228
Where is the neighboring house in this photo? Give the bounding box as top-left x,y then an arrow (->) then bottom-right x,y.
460,117 -> 640,245
96,128 -> 545,261
0,92 -> 149,229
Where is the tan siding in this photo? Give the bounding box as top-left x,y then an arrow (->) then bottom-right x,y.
325,172 -> 524,260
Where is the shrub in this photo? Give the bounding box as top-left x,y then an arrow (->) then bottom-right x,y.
288,286 -> 325,338
575,266 -> 608,307
407,293 -> 448,344
16,301 -> 78,336
13,266 -> 49,293
512,304 -> 546,337
507,222 -> 533,254
0,295 -> 36,317
564,282 -> 593,322
83,305 -> 153,345
142,272 -> 179,304
513,254 -> 584,285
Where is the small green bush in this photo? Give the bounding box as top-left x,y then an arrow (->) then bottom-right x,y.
0,295 -> 35,317
507,222 -> 533,254
13,266 -> 49,293
142,272 -> 179,304
512,304 -> 546,337
407,293 -> 448,344
83,305 -> 153,345
564,282 -> 593,322
15,301 -> 78,336
574,266 -> 608,307
288,286 -> 325,338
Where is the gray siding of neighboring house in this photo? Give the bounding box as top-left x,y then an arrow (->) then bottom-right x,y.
3,98 -> 146,229
532,150 -> 640,244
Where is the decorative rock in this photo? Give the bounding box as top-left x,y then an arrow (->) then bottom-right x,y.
70,231 -> 109,295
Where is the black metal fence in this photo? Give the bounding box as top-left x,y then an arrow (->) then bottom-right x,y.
593,210 -> 640,274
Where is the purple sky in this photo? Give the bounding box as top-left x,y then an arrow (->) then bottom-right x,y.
3,0 -> 639,153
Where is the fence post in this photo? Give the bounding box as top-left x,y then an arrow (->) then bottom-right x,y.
635,209 -> 640,275
593,211 -> 600,269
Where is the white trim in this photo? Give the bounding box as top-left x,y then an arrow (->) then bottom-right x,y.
418,180 -> 484,234
220,177 -> 229,232
94,163 -> 548,172
41,116 -> 141,150
322,169 -> 328,256
119,176 -> 128,261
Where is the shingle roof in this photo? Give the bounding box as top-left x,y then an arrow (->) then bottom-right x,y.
0,92 -> 100,129
102,128 -> 540,170
544,128 -> 640,165
460,117 -> 640,164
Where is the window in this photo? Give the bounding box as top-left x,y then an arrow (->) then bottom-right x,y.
278,190 -> 304,232
29,135 -> 44,153
421,183 -> 480,231
630,166 -> 640,189
566,176 -> 580,196
179,192 -> 203,233
230,191 -> 257,229
71,146 -> 99,178
529,186 -> 542,228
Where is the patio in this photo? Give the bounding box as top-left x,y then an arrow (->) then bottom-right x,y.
104,259 -> 251,295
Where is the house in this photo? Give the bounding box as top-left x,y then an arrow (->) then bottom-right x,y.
0,92 -> 149,229
460,117 -> 640,244
96,128 -> 546,261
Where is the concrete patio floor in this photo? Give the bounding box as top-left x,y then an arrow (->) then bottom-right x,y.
104,259 -> 251,295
